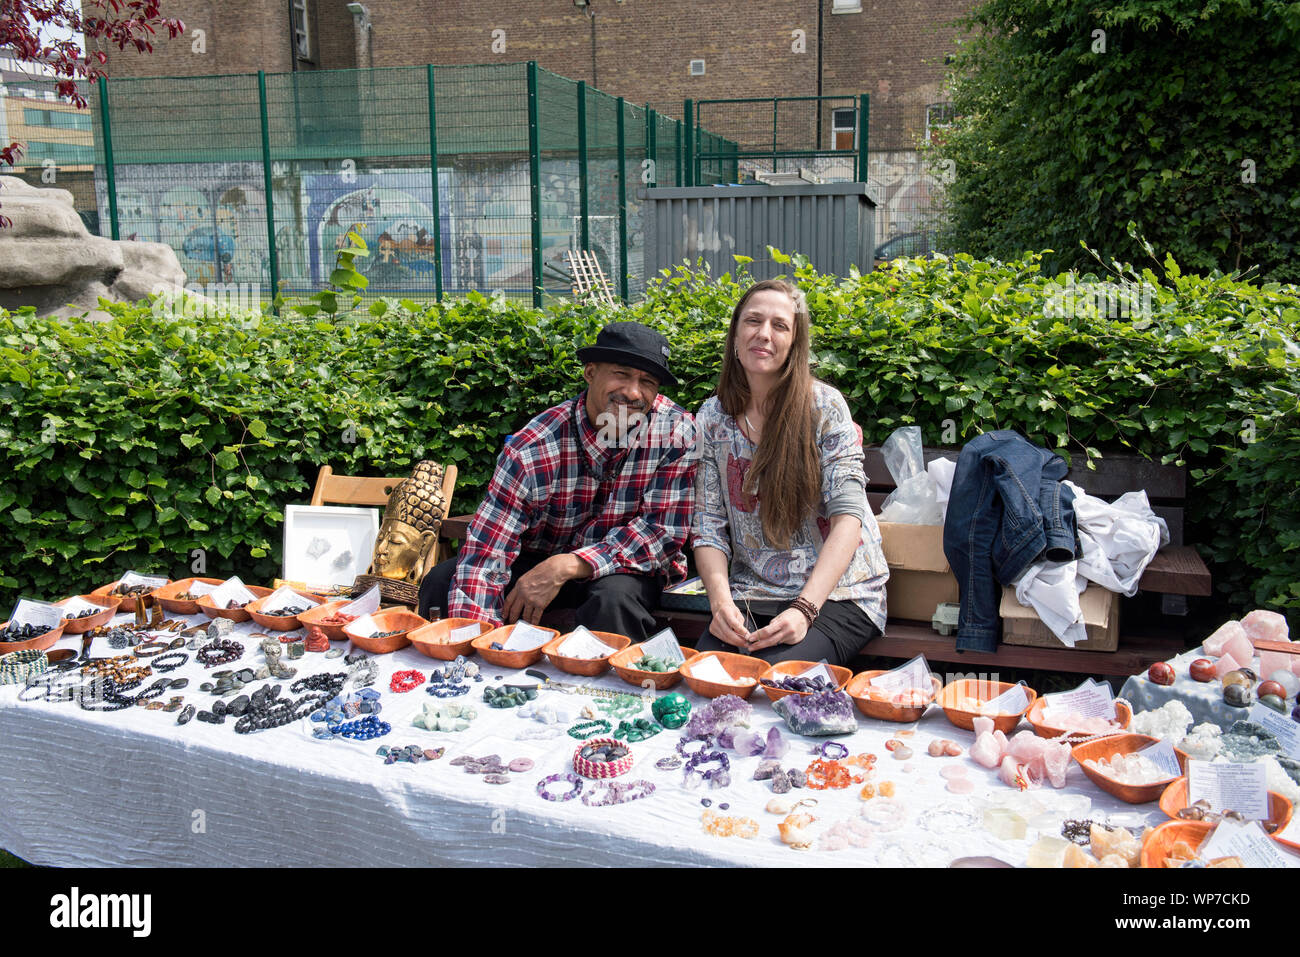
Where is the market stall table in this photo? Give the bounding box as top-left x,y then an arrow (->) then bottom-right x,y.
0,611 -> 1283,868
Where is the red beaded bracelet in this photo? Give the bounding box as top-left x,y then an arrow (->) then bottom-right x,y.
389,669 -> 426,693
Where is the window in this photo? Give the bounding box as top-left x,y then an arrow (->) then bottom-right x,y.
19,140 -> 94,165
23,108 -> 91,131
832,0 -> 863,12
831,107 -> 857,150
926,103 -> 956,144
689,59 -> 706,76
291,0 -> 313,61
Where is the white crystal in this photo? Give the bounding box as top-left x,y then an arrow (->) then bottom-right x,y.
1129,699 -> 1194,741
1085,753 -> 1173,785
1179,722 -> 1224,761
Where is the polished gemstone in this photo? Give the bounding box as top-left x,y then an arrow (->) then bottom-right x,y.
1147,662 -> 1175,686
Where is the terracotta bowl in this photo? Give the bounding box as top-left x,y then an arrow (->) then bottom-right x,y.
472,624 -> 559,669
343,609 -> 428,654
196,585 -> 274,623
92,579 -> 170,608
409,617 -> 491,661
1158,776 -> 1293,834
1070,734 -> 1189,804
845,669 -> 943,723
247,590 -> 325,632
1140,820 -> 1214,868
153,577 -> 225,617
56,594 -> 122,634
0,620 -> 67,654
296,600 -> 355,641
610,643 -> 699,691
1026,697 -> 1133,743
679,651 -> 766,700
759,660 -> 853,705
542,630 -> 631,677
938,678 -> 1037,733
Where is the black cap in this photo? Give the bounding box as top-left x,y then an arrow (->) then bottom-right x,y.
575,321 -> 677,387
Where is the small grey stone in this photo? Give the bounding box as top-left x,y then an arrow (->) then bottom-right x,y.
753,759 -> 781,781
254,666 -> 271,680
207,618 -> 233,639
771,771 -> 792,794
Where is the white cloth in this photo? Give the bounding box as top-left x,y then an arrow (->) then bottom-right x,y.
1013,561 -> 1087,648
1067,482 -> 1170,597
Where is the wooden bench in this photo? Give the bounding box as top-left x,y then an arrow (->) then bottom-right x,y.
437,447 -> 1211,675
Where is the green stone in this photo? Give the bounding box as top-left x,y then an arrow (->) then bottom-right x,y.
1260,694 -> 1287,713
652,692 -> 691,729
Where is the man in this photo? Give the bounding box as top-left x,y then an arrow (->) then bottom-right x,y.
417,322 -> 697,641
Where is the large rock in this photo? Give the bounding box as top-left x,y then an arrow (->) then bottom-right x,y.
0,175 -> 189,319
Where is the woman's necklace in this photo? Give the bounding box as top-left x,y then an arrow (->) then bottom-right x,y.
744,412 -> 759,440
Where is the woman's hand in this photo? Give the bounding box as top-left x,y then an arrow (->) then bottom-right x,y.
744,608 -> 809,651
709,599 -> 751,648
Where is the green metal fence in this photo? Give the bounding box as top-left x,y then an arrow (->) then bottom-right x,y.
82,62 -> 735,306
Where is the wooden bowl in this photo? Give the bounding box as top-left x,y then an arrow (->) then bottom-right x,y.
343,609 -> 428,654
153,577 -> 225,617
1027,698 -> 1133,743
610,643 -> 699,691
196,585 -> 274,622
1158,776 -> 1293,834
472,624 -> 559,669
679,651 -> 767,700
759,660 -> 854,704
1070,734 -> 1189,804
247,590 -> 324,631
0,620 -> 67,654
56,594 -> 122,634
409,617 -> 491,660
938,678 -> 1037,733
296,600 -> 354,641
845,669 -> 943,723
542,630 -> 631,677
1140,820 -> 1214,868
92,578 -> 170,608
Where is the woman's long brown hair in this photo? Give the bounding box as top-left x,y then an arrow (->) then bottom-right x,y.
717,279 -> 820,550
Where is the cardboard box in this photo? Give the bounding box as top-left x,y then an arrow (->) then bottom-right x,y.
999,585 -> 1121,652
877,522 -> 960,622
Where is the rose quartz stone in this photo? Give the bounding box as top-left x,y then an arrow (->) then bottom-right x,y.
946,777 -> 975,794
1242,609 -> 1289,644
940,765 -> 967,780
1260,650 -> 1292,678
971,731 -> 1003,769
1043,742 -> 1071,788
1203,620 -> 1246,657
1224,632 -> 1256,667
1214,652 -> 1244,678
972,715 -> 995,737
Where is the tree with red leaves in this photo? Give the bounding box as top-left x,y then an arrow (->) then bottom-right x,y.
0,1 -> 184,225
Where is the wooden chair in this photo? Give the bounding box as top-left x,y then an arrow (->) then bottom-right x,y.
310,464 -> 459,565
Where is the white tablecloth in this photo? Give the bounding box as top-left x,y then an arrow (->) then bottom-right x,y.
0,612 -> 1178,867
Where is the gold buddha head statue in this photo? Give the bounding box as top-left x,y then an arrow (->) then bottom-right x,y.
366,460 -> 447,584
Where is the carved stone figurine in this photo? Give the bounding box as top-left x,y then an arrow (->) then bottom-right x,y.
355,460 -> 448,606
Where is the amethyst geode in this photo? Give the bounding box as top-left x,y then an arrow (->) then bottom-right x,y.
772,689 -> 858,736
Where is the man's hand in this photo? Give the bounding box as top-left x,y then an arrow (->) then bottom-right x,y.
708,599 -> 751,649
743,608 -> 809,652
502,555 -> 590,625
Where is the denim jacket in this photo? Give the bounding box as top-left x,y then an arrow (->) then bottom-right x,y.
941,430 -> 1078,652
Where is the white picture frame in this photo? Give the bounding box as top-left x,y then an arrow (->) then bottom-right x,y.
282,504 -> 380,588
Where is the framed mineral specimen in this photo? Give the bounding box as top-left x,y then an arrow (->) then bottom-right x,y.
282,505 -> 380,588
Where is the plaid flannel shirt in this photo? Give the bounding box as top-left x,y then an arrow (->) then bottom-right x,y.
448,391 -> 697,624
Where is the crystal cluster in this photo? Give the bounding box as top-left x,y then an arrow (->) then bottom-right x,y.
772,689 -> 857,736
1177,722 -> 1223,761
1083,752 -> 1172,785
719,726 -> 786,758
1128,699 -> 1193,741
682,694 -> 752,740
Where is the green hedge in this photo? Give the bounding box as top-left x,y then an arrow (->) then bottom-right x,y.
1,250 -> 1297,630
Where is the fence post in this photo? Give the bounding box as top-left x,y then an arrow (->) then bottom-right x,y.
526,61 -> 543,307
674,118 -> 682,188
577,80 -> 590,253
257,71 -> 280,309
426,64 -> 444,302
645,105 -> 657,187
857,92 -> 870,183
96,77 -> 120,241
616,97 -> 628,304
683,99 -> 694,188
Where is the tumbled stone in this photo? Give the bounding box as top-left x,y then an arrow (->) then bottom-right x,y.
754,759 -> 781,781
1224,684 -> 1254,708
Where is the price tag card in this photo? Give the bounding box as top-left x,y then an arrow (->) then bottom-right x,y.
982,683 -> 1030,715
691,654 -> 753,685
1042,679 -> 1117,720
795,660 -> 837,685
188,580 -> 219,597
58,596 -> 104,617
7,598 -> 65,630
348,613 -> 380,638
558,626 -> 616,660
1198,819 -> 1294,869
117,571 -> 170,590
1249,704 -> 1300,761
639,628 -> 686,665
503,623 -> 552,651
263,585 -> 320,614
868,654 -> 932,694
340,585 -> 381,618
1187,760 -> 1270,821
449,623 -> 482,643
1136,739 -> 1184,779
207,577 -> 256,608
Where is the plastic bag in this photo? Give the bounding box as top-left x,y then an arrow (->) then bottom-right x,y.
877,426 -> 944,525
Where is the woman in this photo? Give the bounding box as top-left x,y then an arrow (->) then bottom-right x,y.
691,279 -> 889,667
